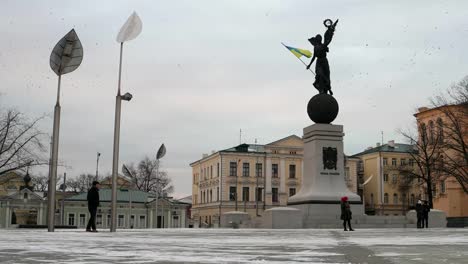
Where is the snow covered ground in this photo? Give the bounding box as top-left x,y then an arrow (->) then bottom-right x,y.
0,228 -> 467,263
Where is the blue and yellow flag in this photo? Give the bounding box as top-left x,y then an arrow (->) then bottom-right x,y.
283,44 -> 312,58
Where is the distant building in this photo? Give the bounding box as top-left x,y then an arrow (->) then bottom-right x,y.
415,105 -> 468,225
190,135 -> 304,227
352,141 -> 423,216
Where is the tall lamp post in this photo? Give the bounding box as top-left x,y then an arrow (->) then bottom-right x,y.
110,12 -> 142,232
47,29 -> 83,232
154,143 -> 166,228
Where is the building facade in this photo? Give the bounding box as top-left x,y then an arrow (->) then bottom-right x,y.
352,141 -> 423,216
190,135 -> 305,227
415,105 -> 468,223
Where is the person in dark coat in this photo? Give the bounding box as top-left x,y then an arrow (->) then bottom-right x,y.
422,200 -> 430,228
86,181 -> 100,232
340,196 -> 354,231
415,200 -> 423,228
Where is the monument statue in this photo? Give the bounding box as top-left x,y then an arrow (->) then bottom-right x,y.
305,19 -> 339,124
306,19 -> 338,95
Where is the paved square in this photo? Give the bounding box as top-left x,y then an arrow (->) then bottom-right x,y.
0,228 -> 466,263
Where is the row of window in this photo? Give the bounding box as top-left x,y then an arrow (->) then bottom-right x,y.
369,193 -> 419,205
383,158 -> 415,167
199,187 -> 220,204
420,118 -> 444,144
228,187 -> 296,203
229,162 -> 296,178
67,213 -> 146,228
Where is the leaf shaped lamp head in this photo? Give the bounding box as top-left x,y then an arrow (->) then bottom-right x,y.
116,12 -> 143,43
156,143 -> 166,160
50,29 -> 83,76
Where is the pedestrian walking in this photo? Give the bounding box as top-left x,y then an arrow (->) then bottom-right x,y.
86,181 -> 100,232
415,200 -> 423,228
422,200 -> 430,228
340,196 -> 354,231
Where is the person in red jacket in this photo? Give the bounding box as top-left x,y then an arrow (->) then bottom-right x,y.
340,196 -> 354,231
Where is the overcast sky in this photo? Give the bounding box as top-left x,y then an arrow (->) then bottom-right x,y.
1,0 -> 467,197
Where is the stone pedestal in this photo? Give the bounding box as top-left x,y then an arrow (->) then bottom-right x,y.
288,124 -> 363,228
220,211 -> 250,228
263,207 -> 302,229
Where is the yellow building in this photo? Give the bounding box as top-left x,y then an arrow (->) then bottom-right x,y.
352,141 -> 423,216
190,135 -> 304,227
415,105 -> 468,225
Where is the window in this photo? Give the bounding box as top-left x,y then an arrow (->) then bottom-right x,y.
410,194 -> 415,205
255,163 -> 263,177
210,166 -> 213,179
429,120 -> 435,144
229,162 -> 237,176
256,188 -> 263,201
242,163 -> 250,177
440,180 -> 446,194
130,215 -> 135,228
210,189 -> 213,202
400,159 -> 406,166
432,183 -> 437,197
242,187 -> 249,201
391,158 -> 397,166
393,193 -> 398,204
107,214 -> 111,228
289,188 -> 296,197
392,174 -> 397,184
290,151 -> 296,155
437,118 -> 444,143
384,193 -> 389,204
118,214 -> 125,228
139,215 -> 146,228
68,213 -> 75,226
409,159 -> 415,167
383,174 -> 389,182
289,164 -> 296,178
217,163 -> 220,177
79,214 -> 86,227
383,158 -> 388,166
23,193 -> 28,199
96,214 -> 102,226
229,186 -> 237,201
272,164 -> 278,178
272,188 -> 279,203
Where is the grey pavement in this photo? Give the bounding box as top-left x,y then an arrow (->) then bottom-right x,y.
0,228 -> 466,263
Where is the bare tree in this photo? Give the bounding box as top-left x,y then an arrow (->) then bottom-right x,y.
431,77 -> 468,193
30,174 -> 63,192
397,122 -> 444,209
0,109 -> 48,176
67,174 -> 95,193
122,156 -> 173,196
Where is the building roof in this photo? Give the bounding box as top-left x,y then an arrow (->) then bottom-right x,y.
66,189 -> 151,203
351,143 -> 416,157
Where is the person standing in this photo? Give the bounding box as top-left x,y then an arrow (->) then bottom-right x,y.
340,196 -> 354,231
415,200 -> 423,228
86,181 -> 100,232
422,200 -> 431,228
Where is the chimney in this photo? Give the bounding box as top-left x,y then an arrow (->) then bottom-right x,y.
211,150 -> 216,154
418,107 -> 429,113
366,147 -> 372,150
388,140 -> 395,147
376,143 -> 381,147
202,153 -> 208,158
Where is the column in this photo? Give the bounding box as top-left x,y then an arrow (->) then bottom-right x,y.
280,159 -> 286,193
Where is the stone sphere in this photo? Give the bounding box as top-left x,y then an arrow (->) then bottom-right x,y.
307,93 -> 339,124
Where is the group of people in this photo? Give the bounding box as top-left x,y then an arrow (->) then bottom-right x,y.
416,200 -> 431,228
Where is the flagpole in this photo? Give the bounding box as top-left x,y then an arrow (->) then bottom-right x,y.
281,42 -> 315,75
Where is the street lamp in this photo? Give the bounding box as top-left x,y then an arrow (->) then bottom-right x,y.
155,143 -> 166,228
47,29 -> 83,232
110,12 -> 142,232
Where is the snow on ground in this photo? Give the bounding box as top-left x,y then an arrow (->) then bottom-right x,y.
0,228 -> 467,263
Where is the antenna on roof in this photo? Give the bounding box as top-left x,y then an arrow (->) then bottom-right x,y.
239,129 -> 242,144
381,131 -> 384,145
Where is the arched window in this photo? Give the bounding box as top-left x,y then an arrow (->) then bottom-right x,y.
420,123 -> 427,143
393,193 -> 398,204
429,120 -> 435,144
437,118 -> 444,143
384,193 -> 389,204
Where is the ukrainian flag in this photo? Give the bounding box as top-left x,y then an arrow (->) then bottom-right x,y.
283,44 -> 312,58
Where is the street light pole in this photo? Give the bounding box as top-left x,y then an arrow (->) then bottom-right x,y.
110,12 -> 142,232
47,29 -> 83,232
